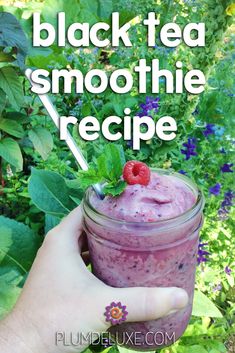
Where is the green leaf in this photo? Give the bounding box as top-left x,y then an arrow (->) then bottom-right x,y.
119,11 -> 137,27
45,214 -> 61,234
0,268 -> 23,319
5,112 -> 30,124
0,89 -> 6,114
77,144 -> 126,195
97,0 -> 113,19
0,50 -> 15,63
0,216 -> 41,273
77,169 -> 101,189
0,67 -> 24,111
29,169 -> 74,216
28,127 -> 53,160
79,0 -> 99,24
0,118 -> 24,138
98,144 -> 126,181
103,180 -> 127,196
0,137 -> 23,170
66,179 -> 84,200
0,12 -> 28,68
192,290 -> 223,318
69,196 -> 81,205
0,227 -> 13,263
42,0 -> 80,27
183,346 -> 208,353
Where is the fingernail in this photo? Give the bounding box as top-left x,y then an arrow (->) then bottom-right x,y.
172,289 -> 189,309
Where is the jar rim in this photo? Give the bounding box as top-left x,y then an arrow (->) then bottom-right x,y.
82,168 -> 205,231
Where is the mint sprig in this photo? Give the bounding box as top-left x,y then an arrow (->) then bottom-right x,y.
78,144 -> 127,196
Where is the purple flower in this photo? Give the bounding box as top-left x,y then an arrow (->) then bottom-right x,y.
139,96 -> 160,118
203,124 -> 215,138
179,170 -> 187,175
218,190 -> 235,219
220,163 -> 234,173
209,183 -> 221,196
220,148 -> 226,154
213,283 -> 222,292
181,138 -> 198,160
225,266 -> 232,275
222,191 -> 235,207
104,302 -> 128,325
197,242 -> 210,265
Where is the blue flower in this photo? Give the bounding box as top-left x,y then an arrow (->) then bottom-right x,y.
221,163 -> 234,173
220,148 -> 226,154
179,170 -> 187,175
139,96 -> 160,118
222,191 -> 235,207
197,242 -> 210,265
218,190 -> 234,219
203,124 -> 215,138
213,283 -> 222,292
181,138 -> 197,160
213,126 -> 225,138
225,266 -> 232,276
209,183 -> 221,196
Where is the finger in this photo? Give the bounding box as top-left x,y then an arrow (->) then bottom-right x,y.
46,206 -> 84,253
107,287 -> 188,323
59,205 -> 83,236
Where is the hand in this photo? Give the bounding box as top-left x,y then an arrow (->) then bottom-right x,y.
0,206 -> 188,353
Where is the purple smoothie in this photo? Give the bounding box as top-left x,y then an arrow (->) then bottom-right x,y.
82,169 -> 204,350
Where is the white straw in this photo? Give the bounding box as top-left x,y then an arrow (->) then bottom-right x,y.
25,68 -> 104,198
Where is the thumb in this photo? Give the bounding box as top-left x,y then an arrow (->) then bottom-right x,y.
107,287 -> 188,323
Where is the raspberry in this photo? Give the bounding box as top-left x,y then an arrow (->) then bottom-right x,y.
123,161 -> 150,186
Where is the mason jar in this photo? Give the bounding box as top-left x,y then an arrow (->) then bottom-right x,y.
82,169 -> 205,350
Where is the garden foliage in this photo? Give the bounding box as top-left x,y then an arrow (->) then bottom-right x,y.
0,0 -> 234,352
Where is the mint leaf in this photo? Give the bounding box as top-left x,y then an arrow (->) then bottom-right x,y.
96,144 -> 126,181
77,169 -> 101,188
103,180 -> 127,197
77,144 -> 127,196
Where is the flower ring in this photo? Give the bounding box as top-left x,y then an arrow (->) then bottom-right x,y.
104,301 -> 128,325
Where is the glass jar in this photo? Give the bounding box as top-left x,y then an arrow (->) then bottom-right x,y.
82,169 -> 205,350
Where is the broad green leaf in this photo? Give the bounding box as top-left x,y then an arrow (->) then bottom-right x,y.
0,268 -> 23,319
182,346 -> 207,353
0,67 -> 24,111
97,0 -> 113,19
0,88 -> 6,115
28,127 -> 53,160
0,12 -> 28,68
227,274 -> 235,287
0,227 -> 12,263
192,290 -> 223,318
29,169 -> 74,216
42,0 -> 80,27
0,137 -> 23,170
45,214 -> 61,234
5,112 -> 30,124
119,10 -> 137,27
0,118 -> 24,138
79,0 -> 99,24
0,216 -> 41,273
69,196 -> 81,205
